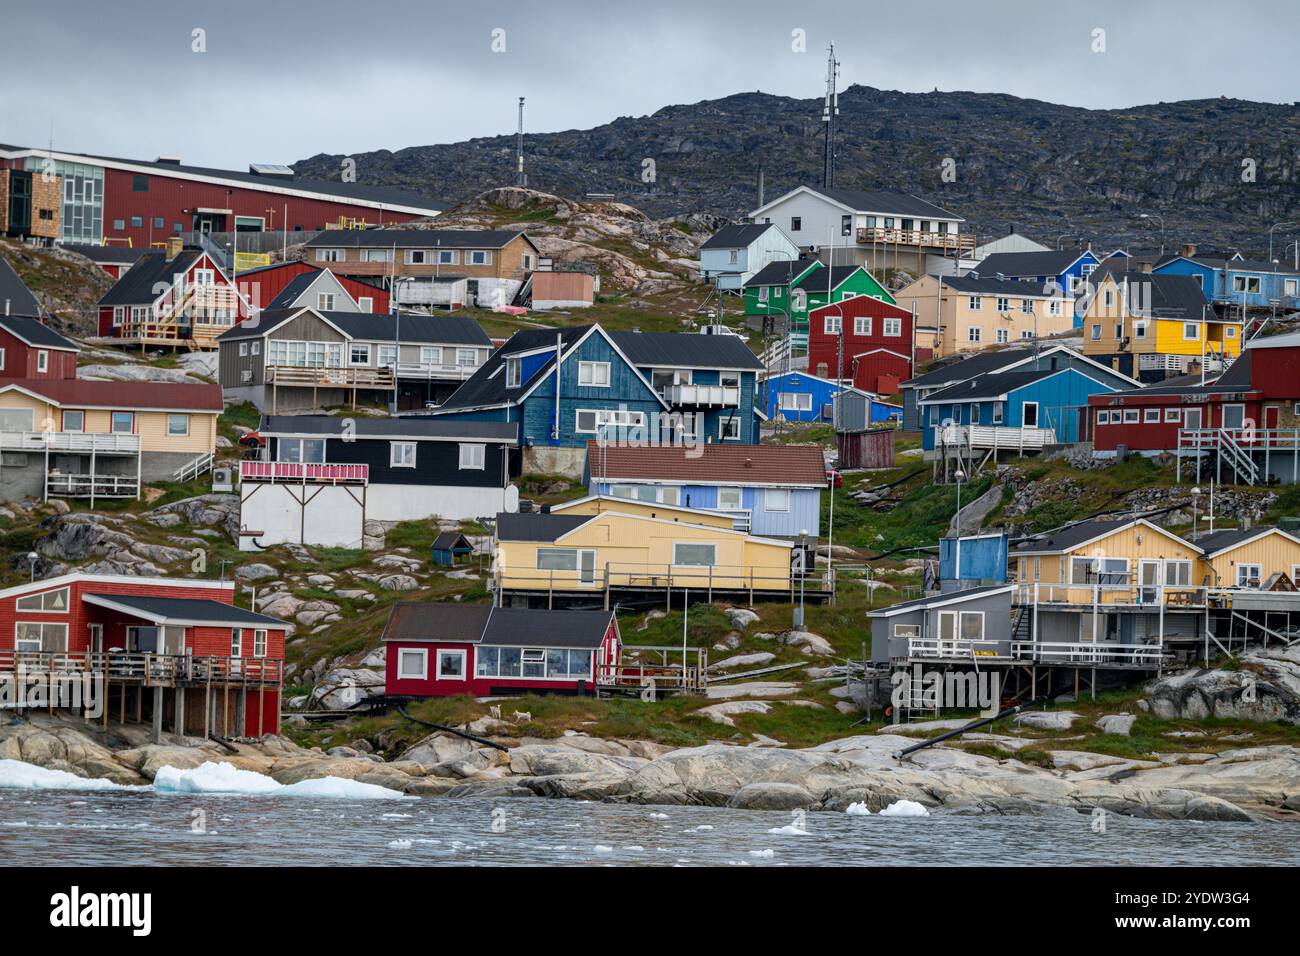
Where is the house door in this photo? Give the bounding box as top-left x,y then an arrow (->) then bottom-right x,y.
1265,406 -> 1279,444
1139,560 -> 1161,604
1183,407 -> 1202,432
579,550 -> 597,586
1022,401 -> 1039,428
88,624 -> 103,655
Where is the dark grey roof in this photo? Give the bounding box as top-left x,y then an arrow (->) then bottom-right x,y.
1107,273 -> 1210,320
99,248 -> 203,306
432,531 -> 473,551
86,593 -> 285,627
744,259 -> 819,288
1013,520 -> 1139,554
433,326 -> 591,412
808,187 -> 962,221
265,272 -> 319,310
793,264 -> 861,293
0,256 -> 41,317
939,275 -> 1056,296
60,243 -> 150,265
382,603 -> 613,648
903,347 -> 1038,389
608,329 -> 763,370
868,584 -> 1010,616
700,223 -> 777,250
973,250 -> 1091,277
0,314 -> 77,350
1214,352 -> 1252,389
303,229 -> 530,250
260,415 -> 518,442
1192,527 -> 1274,556
495,512 -> 592,542
218,309 -> 491,346
920,368 -> 1058,404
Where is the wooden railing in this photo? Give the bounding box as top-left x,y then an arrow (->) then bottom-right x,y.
0,431 -> 141,454
239,460 -> 369,484
46,473 -> 140,498
1011,640 -> 1170,666
394,361 -> 480,381
856,227 -> 975,253
0,650 -> 282,685
939,423 -> 1057,452
495,561 -> 828,597
266,365 -> 395,388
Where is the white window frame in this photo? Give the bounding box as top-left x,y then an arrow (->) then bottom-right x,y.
505,357 -> 521,388
253,629 -> 267,658
36,350 -> 48,373
1123,409 -> 1140,424
1222,404 -> 1246,431
764,487 -> 791,512
968,295 -> 981,311
1021,401 -> 1039,428
110,411 -> 134,434
459,442 -> 486,470
718,417 -> 741,440
578,361 -> 610,387
853,316 -> 871,336
824,315 -> 841,335
398,648 -> 428,680
349,343 -> 371,366
1183,323 -> 1199,341
436,648 -> 467,681
231,628 -> 242,658
390,441 -> 417,468
14,621 -> 68,653
672,542 -> 717,567
1143,408 -> 1160,424
317,293 -> 336,311
15,586 -> 70,613
717,487 -> 743,511
893,623 -> 920,639
239,341 -> 248,357
778,392 -> 813,412
1165,408 -> 1181,423
883,317 -> 901,337
468,251 -> 491,266
167,414 -> 190,437
315,249 -> 344,263
62,410 -> 84,432
1232,275 -> 1261,294
1237,564 -> 1263,587
968,327 -> 981,343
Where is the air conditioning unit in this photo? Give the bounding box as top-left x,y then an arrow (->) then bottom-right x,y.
212,466 -> 233,493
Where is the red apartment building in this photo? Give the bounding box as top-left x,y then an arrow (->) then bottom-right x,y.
807,296 -> 929,394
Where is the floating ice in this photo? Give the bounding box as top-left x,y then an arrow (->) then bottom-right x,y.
649,812 -> 669,820
388,839 -> 413,849
152,762 -> 405,799
879,799 -> 930,817
593,845 -> 614,853
0,759 -> 146,792
766,824 -> 810,835
845,802 -> 872,816
749,849 -> 775,858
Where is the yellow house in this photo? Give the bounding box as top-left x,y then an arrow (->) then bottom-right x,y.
493,504 -> 799,603
1080,272 -> 1241,379
895,274 -> 1074,358
0,379 -> 222,501
1194,527 -> 1300,588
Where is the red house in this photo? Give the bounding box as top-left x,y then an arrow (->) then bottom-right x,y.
383,604 -> 621,698
807,297 -> 929,394
234,261 -> 389,315
0,315 -> 79,381
0,572 -> 289,737
60,244 -> 151,281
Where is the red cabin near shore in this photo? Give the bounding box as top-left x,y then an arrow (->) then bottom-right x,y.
383,604 -> 621,698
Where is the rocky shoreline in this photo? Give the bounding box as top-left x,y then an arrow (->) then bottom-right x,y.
4,713 -> 1298,823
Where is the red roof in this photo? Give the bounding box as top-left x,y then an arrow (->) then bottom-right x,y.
586,440 -> 826,487
0,378 -> 223,412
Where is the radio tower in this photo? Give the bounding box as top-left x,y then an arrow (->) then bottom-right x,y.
821,43 -> 840,189
516,97 -> 527,187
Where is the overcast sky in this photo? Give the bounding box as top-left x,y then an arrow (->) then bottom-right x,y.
3,0 -> 1296,170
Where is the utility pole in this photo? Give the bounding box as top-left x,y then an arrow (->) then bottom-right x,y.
821,43 -> 840,189
516,97 -> 527,187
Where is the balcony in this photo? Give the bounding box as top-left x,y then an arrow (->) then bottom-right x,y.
0,649 -> 282,686
938,424 -> 1057,452
394,361 -> 480,382
661,383 -> 741,406
855,227 -> 975,254
239,460 -> 369,484
0,431 -> 141,454
266,365 -> 395,389
45,473 -> 140,498
1015,582 -> 1212,610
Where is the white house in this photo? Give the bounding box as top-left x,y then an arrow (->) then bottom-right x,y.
699,223 -> 800,291
747,185 -> 970,275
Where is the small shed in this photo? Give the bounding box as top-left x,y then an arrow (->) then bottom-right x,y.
836,428 -> 895,470
431,531 -> 475,566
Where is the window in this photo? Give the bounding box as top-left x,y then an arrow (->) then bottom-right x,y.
575,408 -> 646,434
1090,324 -> 1101,341
996,329 -> 1009,343
522,648 -> 546,678
719,417 -> 741,440
1184,323 -> 1199,340
112,219 -> 125,231
1237,564 -> 1263,587
790,216 -> 802,232
468,251 -> 491,265
459,443 -> 485,470
1123,409 -> 1139,424
611,485 -> 680,505
883,317 -> 901,337
893,624 -> 920,640
968,327 -> 981,343
779,392 -> 814,412
280,438 -> 326,464
316,249 -> 343,263
1049,300 -> 1062,316
672,543 -> 717,567
1096,410 -> 1110,425
152,216 -> 164,229
112,306 -> 124,327
1071,556 -> 1128,585
398,648 -> 427,680
960,612 -> 984,643
1232,275 -> 1261,294
1143,408 -> 1160,423
36,350 -> 48,373
852,315 -> 871,336
1021,299 -> 1034,314
437,649 -> 466,680
14,622 -> 68,652
62,410 -> 84,432
405,249 -> 429,265
1021,330 -> 1034,339
824,315 -> 842,334
996,297 -> 1009,312
456,348 -> 478,367
231,628 -> 242,658
317,293 -> 335,311
1226,326 -> 1237,339
1022,402 -> 1039,427
377,345 -> 397,368
841,214 -> 852,236
362,249 -> 392,263
1165,408 -> 1181,423
1164,561 -> 1192,587
717,487 -> 743,510
15,587 -> 69,612
390,442 -> 417,468
110,411 -> 134,433
1114,323 -> 1124,340
1286,279 -> 1299,297
537,548 -> 580,571
505,357 -> 521,388
1222,404 -> 1245,430
251,342 -> 260,355
131,174 -> 149,192
578,361 -> 610,386
522,254 -> 534,270
764,488 -> 791,512
420,346 -> 443,367
436,250 -> 458,265
350,344 -> 371,365
968,296 -> 981,310
1134,321 -> 1148,339
167,414 -> 190,437
252,629 -> 267,658
239,342 -> 249,357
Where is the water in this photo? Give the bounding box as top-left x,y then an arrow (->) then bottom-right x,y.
3,790 -> 1298,866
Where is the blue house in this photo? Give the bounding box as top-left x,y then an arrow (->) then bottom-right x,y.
585,439 -> 827,538
972,248 -> 1102,323
918,365 -> 1124,453
761,370 -> 843,422
1154,253 -> 1300,311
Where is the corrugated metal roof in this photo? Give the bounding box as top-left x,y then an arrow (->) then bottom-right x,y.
0,378 -> 223,411
303,229 -> 529,249
261,415 -> 517,442
586,439 -> 826,486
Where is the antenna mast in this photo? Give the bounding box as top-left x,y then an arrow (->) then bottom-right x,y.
821,43 -> 840,189
516,96 -> 527,187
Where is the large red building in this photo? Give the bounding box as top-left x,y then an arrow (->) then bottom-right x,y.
0,145 -> 445,248
0,573 -> 289,737
807,297 -> 930,394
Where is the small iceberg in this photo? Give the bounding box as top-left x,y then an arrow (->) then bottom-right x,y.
845,802 -> 872,816
879,799 -> 930,817
766,824 -> 810,835
388,839 -> 413,849
153,761 -> 405,799
749,848 -> 775,858
0,759 -> 146,792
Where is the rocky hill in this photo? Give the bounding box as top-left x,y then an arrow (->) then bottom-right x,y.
293,86 -> 1300,253
0,239 -> 112,337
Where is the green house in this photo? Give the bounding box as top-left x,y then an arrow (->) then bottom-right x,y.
744,260 -> 895,346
